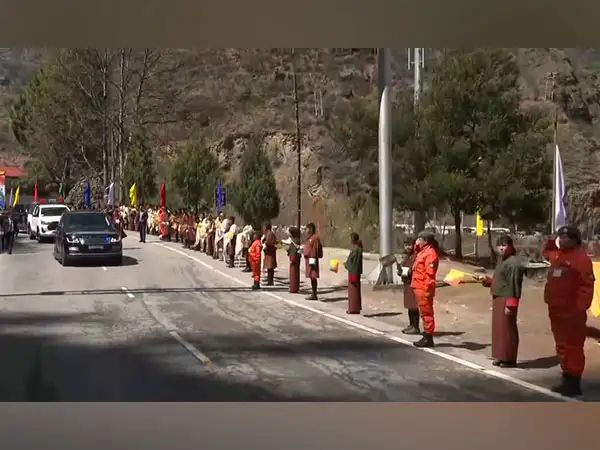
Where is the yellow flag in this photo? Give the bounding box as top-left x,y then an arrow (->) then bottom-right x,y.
129,183 -> 138,207
443,268 -> 478,287
329,258 -> 340,273
476,211 -> 484,237
590,262 -> 600,318
12,185 -> 20,207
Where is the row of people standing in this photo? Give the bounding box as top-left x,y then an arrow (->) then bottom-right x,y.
398,226 -> 595,397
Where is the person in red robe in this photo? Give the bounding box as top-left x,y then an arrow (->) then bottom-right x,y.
159,207 -> 169,240
263,223 -> 278,286
543,225 -> 594,397
303,223 -> 323,301
248,231 -> 263,290
286,227 -> 302,293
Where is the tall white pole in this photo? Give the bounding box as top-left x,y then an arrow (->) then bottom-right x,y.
378,48 -> 393,283
414,48 -> 421,107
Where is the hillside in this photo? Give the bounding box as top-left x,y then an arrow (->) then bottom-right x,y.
2,48 -> 600,244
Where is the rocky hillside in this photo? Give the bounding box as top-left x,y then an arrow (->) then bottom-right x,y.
2,48 -> 600,242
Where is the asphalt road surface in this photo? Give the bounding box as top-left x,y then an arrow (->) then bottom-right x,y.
0,234 -> 555,401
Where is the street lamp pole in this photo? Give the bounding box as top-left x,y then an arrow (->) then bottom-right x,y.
292,48 -> 302,230
377,48 -> 394,283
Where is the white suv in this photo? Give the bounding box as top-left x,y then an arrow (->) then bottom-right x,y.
29,204 -> 70,242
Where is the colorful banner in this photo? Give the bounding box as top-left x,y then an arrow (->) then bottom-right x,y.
0,173 -> 5,209
476,211 -> 485,237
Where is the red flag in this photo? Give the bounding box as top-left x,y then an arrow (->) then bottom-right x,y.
33,181 -> 38,202
160,182 -> 166,208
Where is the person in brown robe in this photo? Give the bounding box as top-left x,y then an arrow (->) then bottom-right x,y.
303,223 -> 323,301
263,223 -> 278,286
344,232 -> 363,314
286,227 -> 302,293
186,213 -> 197,249
206,215 -> 215,257
225,217 -> 237,268
479,235 -> 525,368
398,237 -> 420,335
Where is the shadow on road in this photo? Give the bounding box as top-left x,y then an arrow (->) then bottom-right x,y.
0,286 -> 291,298
518,356 -> 560,370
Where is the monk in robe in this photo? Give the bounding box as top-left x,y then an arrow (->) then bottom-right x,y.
225,217 -> 238,268
130,208 -> 137,232
237,225 -> 253,273
344,232 -> 363,314
159,207 -> 169,240
286,227 -> 302,293
479,235 -> 525,368
199,215 -> 210,252
248,231 -> 263,290
303,223 -> 323,301
263,223 -> 278,286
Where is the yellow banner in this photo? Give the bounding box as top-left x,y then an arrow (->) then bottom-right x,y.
476,211 -> 485,237
12,185 -> 20,207
591,262 -> 600,318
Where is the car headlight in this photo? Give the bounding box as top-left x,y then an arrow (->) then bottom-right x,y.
110,236 -> 121,243
66,235 -> 81,244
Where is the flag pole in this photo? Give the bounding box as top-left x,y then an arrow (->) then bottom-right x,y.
550,72 -> 558,233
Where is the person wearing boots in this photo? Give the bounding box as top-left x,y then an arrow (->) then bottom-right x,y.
398,237 -> 420,335
344,232 -> 363,314
248,231 -> 263,290
263,223 -> 278,286
411,231 -> 440,348
286,227 -> 302,293
303,223 -> 323,301
478,235 -> 525,368
543,225 -> 594,397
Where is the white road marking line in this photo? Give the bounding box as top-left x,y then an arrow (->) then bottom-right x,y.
157,242 -> 579,402
169,330 -> 213,367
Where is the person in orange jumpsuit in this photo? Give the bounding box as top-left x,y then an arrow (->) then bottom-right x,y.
248,231 -> 263,290
543,225 -> 594,397
410,231 -> 440,348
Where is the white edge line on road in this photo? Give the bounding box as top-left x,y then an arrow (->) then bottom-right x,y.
157,242 -> 579,402
169,330 -> 213,367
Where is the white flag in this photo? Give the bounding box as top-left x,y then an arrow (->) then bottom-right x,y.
105,182 -> 115,207
554,144 -> 567,231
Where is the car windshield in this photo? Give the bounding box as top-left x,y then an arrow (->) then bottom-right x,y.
64,214 -> 114,232
41,207 -> 68,217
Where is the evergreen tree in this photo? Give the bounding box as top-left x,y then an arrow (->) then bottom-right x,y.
229,137 -> 280,228
125,127 -> 157,205
171,138 -> 220,211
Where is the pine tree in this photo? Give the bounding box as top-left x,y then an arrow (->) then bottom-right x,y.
125,127 -> 157,205
230,137 -> 280,229
171,138 -> 220,211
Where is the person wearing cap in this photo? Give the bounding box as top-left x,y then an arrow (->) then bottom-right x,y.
543,225 -> 594,397
398,237 -> 420,335
478,235 -> 525,368
410,231 -> 440,348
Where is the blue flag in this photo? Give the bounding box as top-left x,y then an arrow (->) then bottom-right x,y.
84,179 -> 92,209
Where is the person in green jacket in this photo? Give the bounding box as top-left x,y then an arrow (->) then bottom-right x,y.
478,235 -> 525,368
345,232 -> 363,314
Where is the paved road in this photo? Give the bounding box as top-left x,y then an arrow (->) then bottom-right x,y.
0,234 -> 555,401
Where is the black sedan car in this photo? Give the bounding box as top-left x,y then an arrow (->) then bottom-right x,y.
53,210 -> 123,266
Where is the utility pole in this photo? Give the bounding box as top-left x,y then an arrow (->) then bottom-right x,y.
408,48 -> 426,233
376,48 -> 394,284
292,48 -> 302,230
549,71 -> 558,233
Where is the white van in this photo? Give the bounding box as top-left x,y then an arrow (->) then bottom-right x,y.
29,204 -> 70,242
